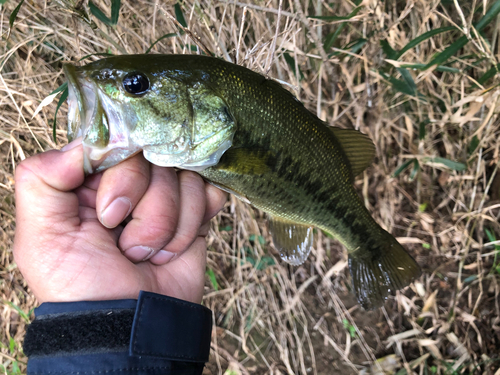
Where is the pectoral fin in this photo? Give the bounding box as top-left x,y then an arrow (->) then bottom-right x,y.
216,148 -> 276,176
207,181 -> 251,204
269,216 -> 313,265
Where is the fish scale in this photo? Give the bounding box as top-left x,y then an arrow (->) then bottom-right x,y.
64,54 -> 421,309
194,59 -> 371,245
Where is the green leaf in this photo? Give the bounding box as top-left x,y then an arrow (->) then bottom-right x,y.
409,159 -> 420,181
423,35 -> 467,70
398,63 -> 459,73
474,1 -> 500,32
380,39 -> 397,60
381,71 -> 417,97
174,2 -> 187,28
52,86 -> 68,143
323,28 -> 343,51
477,63 -> 500,85
348,38 -> 367,54
145,32 -> 178,54
9,337 -> 16,353
283,53 -> 304,81
322,230 -> 334,239
468,135 -> 479,155
392,158 -> 416,177
419,119 -> 431,140
395,26 -> 456,59
423,1 -> 500,70
256,256 -> 275,270
9,0 -> 25,28
463,274 -> 478,284
485,228 -> 500,250
322,6 -> 364,51
397,68 -> 417,95
425,157 -> 466,171
219,225 -> 232,232
5,301 -> 30,323
206,268 -> 218,291
342,319 -> 356,338
328,38 -> 367,57
110,0 -> 121,25
89,1 -> 115,27
49,81 -> 68,96
12,362 -> 21,375
308,6 -> 362,21
248,234 -> 266,245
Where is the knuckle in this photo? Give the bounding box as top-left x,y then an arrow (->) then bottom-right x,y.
15,159 -> 37,184
142,212 -> 178,243
179,171 -> 204,189
121,164 -> 150,183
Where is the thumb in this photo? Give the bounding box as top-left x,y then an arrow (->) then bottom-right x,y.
15,139 -> 85,228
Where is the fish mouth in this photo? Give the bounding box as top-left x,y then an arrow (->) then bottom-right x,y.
63,64 -> 140,174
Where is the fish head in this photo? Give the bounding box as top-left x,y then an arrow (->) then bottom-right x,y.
64,56 -> 235,174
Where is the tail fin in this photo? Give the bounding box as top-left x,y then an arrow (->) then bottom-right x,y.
349,232 -> 421,310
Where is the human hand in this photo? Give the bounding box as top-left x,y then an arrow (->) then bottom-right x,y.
13,139 -> 227,304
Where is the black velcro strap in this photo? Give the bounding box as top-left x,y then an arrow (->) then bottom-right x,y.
130,292 -> 212,363
23,292 -> 213,363
24,309 -> 134,357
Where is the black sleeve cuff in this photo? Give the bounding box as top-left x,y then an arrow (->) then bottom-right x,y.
24,291 -> 212,363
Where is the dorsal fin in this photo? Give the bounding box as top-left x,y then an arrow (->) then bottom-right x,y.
330,127 -> 376,177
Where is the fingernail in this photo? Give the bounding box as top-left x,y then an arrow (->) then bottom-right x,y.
150,250 -> 176,264
125,246 -> 155,262
101,197 -> 132,228
61,137 -> 82,152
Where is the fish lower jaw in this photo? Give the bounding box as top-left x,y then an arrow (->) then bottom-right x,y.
83,144 -> 142,174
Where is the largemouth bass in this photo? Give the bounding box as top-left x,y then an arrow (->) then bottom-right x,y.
63,54 -> 421,309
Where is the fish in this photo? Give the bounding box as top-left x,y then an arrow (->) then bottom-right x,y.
63,54 -> 421,309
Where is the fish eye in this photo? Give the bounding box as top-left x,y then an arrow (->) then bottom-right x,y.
123,72 -> 150,95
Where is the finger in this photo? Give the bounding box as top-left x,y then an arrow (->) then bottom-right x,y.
14,141 -> 84,228
119,165 -> 180,262
75,173 -> 103,209
203,183 -> 228,223
83,173 -> 102,191
14,140 -> 84,272
148,171 -> 206,265
96,153 -> 151,228
75,186 -> 97,208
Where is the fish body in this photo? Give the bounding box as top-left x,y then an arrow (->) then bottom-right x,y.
64,54 -> 421,309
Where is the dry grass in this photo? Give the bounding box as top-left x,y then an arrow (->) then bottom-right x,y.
1,0 -> 500,374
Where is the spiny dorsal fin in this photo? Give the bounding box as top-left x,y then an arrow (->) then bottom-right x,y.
268,216 -> 313,266
330,127 -> 376,177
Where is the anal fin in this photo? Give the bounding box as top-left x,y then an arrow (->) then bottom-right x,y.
269,216 -> 313,266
